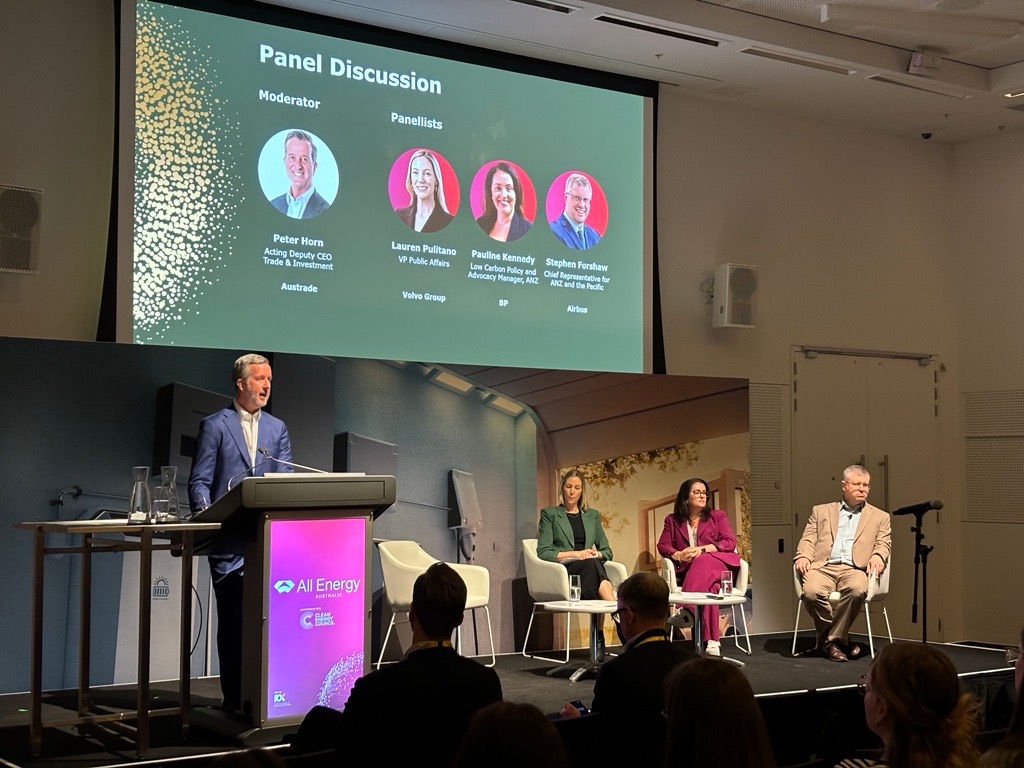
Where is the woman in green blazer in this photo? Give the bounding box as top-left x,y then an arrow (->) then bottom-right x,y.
537,469 -> 615,600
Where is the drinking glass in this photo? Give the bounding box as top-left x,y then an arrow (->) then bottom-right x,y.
720,571 -> 734,596
569,574 -> 581,603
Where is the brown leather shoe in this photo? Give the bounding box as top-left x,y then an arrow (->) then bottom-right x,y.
843,640 -> 864,659
822,639 -> 848,662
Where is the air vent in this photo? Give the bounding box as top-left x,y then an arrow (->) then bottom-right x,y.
593,15 -> 719,47
867,75 -> 969,100
0,184 -> 41,275
509,0 -> 577,12
741,47 -> 853,76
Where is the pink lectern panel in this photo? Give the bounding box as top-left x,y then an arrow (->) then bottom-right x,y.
264,515 -> 368,722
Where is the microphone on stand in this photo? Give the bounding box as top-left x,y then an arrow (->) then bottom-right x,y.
892,499 -> 943,516
257,447 -> 329,474
225,456 -> 272,492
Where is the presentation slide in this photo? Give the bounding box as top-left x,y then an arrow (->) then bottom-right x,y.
265,515 -> 368,722
125,0 -> 653,372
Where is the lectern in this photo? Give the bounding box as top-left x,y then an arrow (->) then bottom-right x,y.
193,473 -> 395,734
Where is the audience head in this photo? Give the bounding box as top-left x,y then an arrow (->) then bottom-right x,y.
454,701 -> 569,768
861,641 -> 980,768
613,571 -> 670,645
986,626 -> 1024,761
410,562 -> 467,639
663,657 -> 776,768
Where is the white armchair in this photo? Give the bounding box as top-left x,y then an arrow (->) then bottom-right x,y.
376,540 -> 495,668
661,556 -> 751,654
448,561 -> 496,667
521,538 -> 626,664
791,566 -> 892,658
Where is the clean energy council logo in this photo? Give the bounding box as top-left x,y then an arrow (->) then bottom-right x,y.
277,579 -> 337,628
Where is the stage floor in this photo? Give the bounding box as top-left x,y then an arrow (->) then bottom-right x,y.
0,633 -> 1013,768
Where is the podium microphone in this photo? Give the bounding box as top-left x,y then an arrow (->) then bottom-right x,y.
258,447 -> 329,474
892,499 -> 943,516
225,457 -> 271,492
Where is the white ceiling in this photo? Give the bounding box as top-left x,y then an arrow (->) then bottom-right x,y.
263,0 -> 1024,142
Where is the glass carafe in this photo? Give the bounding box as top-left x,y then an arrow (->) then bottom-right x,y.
128,465 -> 152,524
157,465 -> 180,521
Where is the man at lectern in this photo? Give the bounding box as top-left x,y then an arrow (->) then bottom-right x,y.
188,353 -> 293,713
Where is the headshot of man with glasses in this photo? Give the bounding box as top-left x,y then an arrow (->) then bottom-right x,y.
549,172 -> 603,249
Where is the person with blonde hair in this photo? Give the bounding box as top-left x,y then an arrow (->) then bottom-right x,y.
536,469 -> 615,601
837,641 -> 981,768
395,148 -> 453,233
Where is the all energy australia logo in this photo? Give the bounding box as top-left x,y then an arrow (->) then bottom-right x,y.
274,579 -> 295,593
152,576 -> 171,600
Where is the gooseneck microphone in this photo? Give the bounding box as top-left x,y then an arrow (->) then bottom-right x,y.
225,457 -> 271,492
257,447 -> 329,474
892,499 -> 943,516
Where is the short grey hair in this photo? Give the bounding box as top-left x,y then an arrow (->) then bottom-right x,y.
233,353 -> 269,384
563,173 -> 591,194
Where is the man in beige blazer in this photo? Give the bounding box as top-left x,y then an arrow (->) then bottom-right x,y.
794,464 -> 891,662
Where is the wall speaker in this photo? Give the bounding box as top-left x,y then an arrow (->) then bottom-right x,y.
712,262 -> 757,328
0,185 -> 42,275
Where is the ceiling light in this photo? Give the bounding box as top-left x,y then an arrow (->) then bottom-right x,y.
486,395 -> 524,416
431,370 -> 475,394
1003,90 -> 1024,99
821,3 -> 1020,38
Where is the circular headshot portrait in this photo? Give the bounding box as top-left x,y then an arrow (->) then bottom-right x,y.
545,170 -> 607,250
387,148 -> 460,234
258,129 -> 339,220
470,160 -> 536,243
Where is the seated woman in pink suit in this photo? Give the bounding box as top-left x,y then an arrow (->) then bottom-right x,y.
657,477 -> 741,656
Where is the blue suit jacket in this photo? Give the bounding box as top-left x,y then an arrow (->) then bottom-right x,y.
187,405 -> 292,578
549,213 -> 601,249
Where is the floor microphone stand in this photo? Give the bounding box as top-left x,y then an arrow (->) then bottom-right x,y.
909,510 -> 934,643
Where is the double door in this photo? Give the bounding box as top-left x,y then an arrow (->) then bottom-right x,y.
791,348 -> 941,641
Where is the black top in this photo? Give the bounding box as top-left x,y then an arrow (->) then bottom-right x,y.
591,628 -> 697,766
333,646 -> 502,768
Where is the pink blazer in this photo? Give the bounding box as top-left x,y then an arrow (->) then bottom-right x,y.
657,508 -> 741,580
